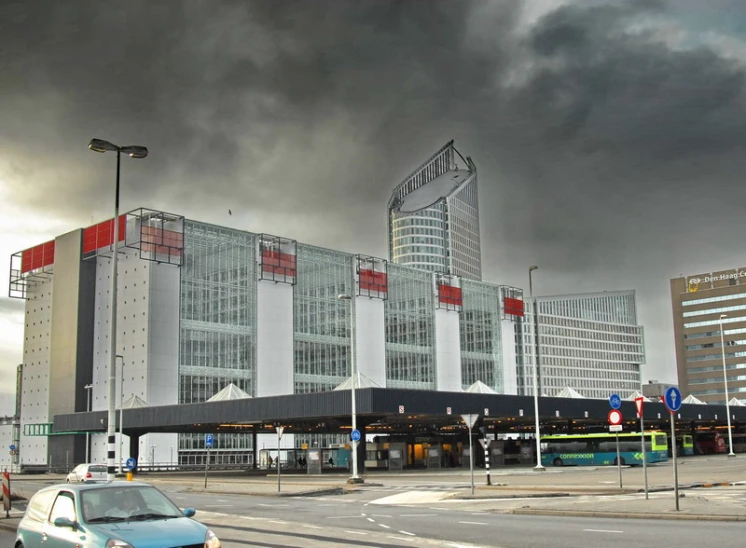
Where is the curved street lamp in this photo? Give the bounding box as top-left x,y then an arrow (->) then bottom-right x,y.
528,265 -> 544,470
719,314 -> 736,457
338,293 -> 362,483
88,138 -> 148,481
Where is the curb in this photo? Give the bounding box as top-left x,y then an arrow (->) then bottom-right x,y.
0,518 -> 20,533
184,486 -> 348,498
508,508 -> 746,521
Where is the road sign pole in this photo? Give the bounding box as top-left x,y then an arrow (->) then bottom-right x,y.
462,414 -> 479,495
640,413 -> 648,500
204,446 -> 209,489
616,434 -> 622,489
670,412 -> 679,511
277,429 -> 281,494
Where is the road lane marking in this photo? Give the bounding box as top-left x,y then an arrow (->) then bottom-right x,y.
458,521 -> 487,525
303,525 -> 322,529
379,523 -> 391,529
258,503 -> 289,507
269,520 -> 286,525
367,518 -> 375,522
583,529 -> 624,534
346,531 -> 368,535
372,514 -> 393,517
399,530 -> 416,536
400,514 -> 437,517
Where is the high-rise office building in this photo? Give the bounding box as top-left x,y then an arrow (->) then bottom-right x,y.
387,140 -> 482,280
519,291 -> 646,399
671,268 -> 746,404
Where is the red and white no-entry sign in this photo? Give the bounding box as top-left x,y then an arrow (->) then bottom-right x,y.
608,409 -> 623,426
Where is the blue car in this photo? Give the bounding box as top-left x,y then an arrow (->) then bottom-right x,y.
15,481 -> 221,548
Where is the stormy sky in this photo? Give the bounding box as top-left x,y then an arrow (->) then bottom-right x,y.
3,0 -> 746,411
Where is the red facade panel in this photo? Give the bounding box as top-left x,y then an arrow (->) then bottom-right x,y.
359,269 -> 388,293
261,250 -> 297,277
141,225 -> 184,257
20,240 -> 55,274
438,284 -> 463,307
504,296 -> 525,317
82,215 -> 126,254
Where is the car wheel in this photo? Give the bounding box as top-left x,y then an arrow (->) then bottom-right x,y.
552,457 -> 563,466
613,457 -> 626,466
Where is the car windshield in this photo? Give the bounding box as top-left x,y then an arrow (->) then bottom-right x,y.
87,465 -> 106,473
81,485 -> 184,522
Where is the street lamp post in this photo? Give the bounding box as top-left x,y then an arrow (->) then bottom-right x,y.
719,314 -> 736,457
84,384 -> 93,462
529,265 -> 545,471
117,355 -> 125,475
88,138 -> 148,482
337,293 -> 362,483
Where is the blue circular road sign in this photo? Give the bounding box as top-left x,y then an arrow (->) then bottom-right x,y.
126,457 -> 137,470
350,429 -> 361,442
664,386 -> 682,413
609,394 -> 622,410
9,444 -> 15,451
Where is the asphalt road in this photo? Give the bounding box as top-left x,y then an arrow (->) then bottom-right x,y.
6,456 -> 746,547
157,485 -> 746,547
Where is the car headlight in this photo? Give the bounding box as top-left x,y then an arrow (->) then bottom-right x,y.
106,540 -> 135,548
205,528 -> 221,548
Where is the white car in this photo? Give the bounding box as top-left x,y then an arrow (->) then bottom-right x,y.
65,463 -> 107,483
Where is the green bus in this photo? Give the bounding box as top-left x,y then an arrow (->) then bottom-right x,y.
540,432 -> 669,467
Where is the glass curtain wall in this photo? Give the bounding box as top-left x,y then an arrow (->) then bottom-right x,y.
384,264 -> 436,389
293,244 -> 355,394
460,280 -> 503,391
178,221 -> 257,465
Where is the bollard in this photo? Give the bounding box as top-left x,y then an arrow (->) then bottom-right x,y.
126,471 -> 133,482
2,471 -> 10,518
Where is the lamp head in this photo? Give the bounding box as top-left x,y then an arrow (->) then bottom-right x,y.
529,265 -> 538,272
88,138 -> 118,153
337,294 -> 352,301
120,145 -> 148,159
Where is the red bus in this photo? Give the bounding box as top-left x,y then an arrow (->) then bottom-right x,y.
695,432 -> 727,454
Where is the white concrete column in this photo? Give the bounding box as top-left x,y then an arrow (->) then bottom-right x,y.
435,308 -> 462,391
354,296 -> 386,387
256,280 -> 294,396
501,320 -> 518,395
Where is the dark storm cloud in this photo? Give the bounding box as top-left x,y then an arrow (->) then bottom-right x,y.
3,0 -> 746,380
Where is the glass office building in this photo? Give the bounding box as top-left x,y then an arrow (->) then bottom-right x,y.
388,140 -> 482,280
518,291 -> 645,399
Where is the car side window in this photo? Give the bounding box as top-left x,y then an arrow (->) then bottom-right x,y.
49,492 -> 76,524
27,490 -> 56,522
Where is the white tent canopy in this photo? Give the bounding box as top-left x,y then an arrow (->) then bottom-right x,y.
555,387 -> 586,399
465,380 -> 498,394
728,397 -> 746,407
333,372 -> 382,391
207,383 -> 252,402
121,395 -> 148,408
624,391 -> 651,402
682,394 -> 706,405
